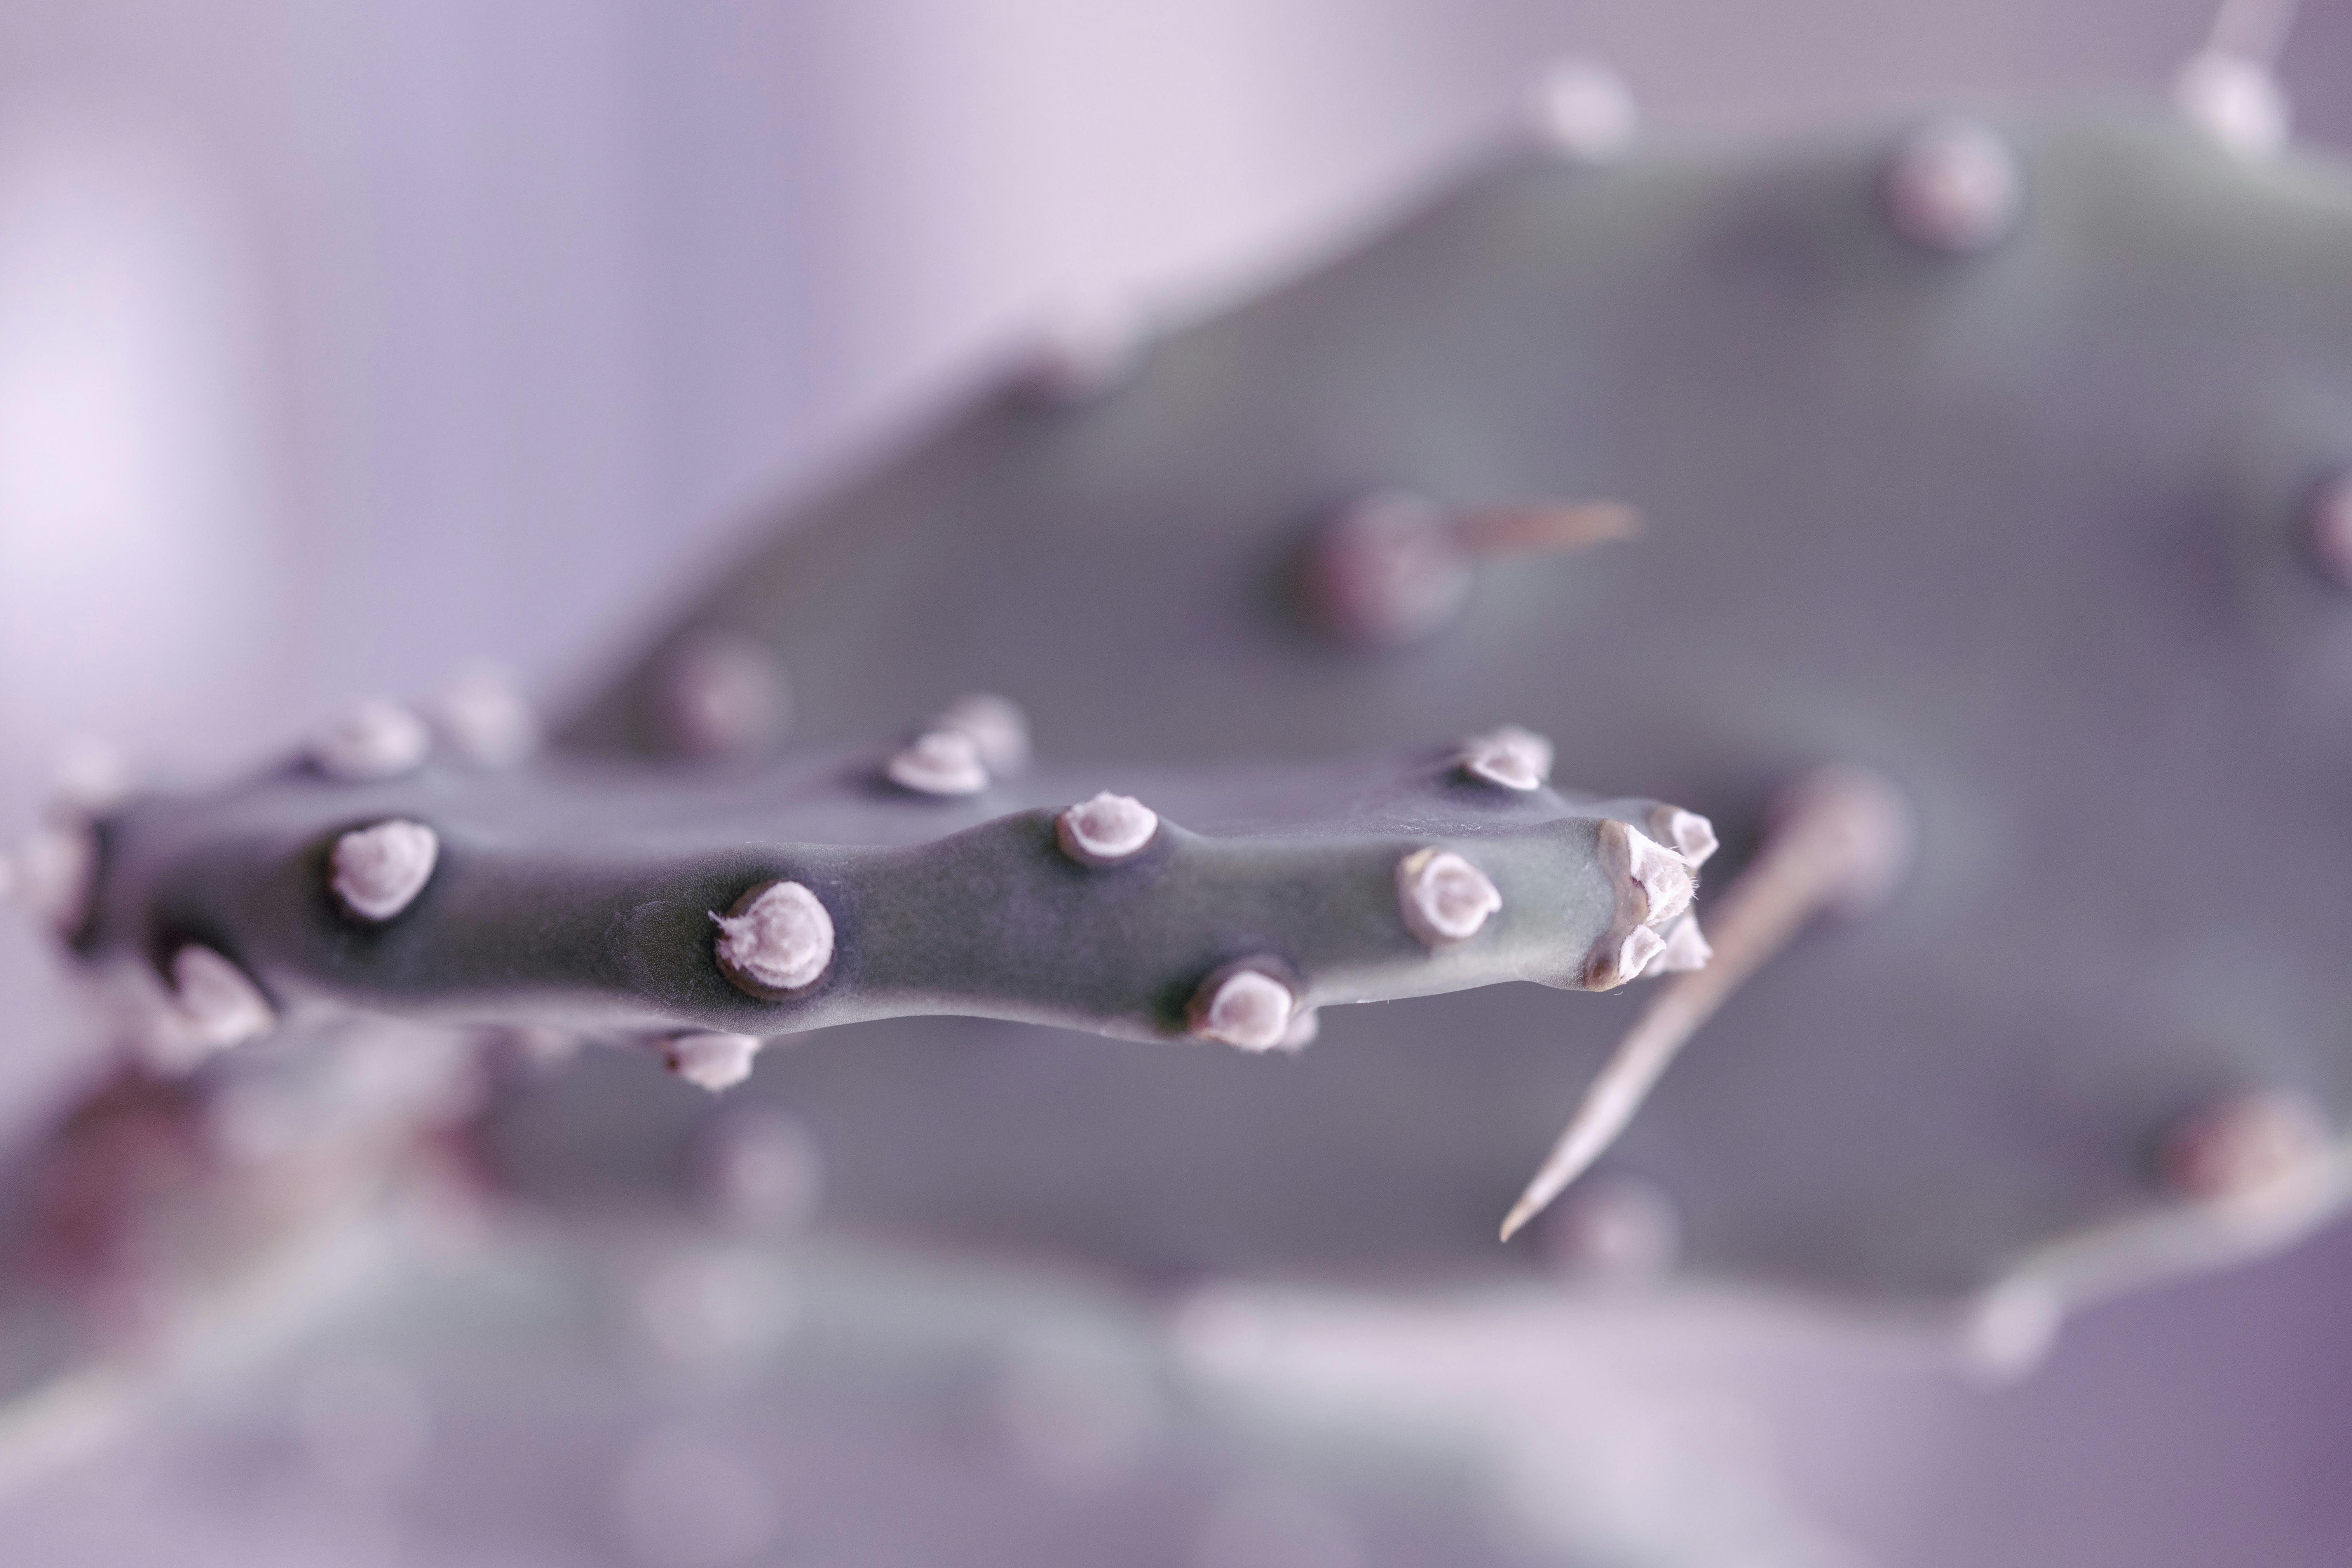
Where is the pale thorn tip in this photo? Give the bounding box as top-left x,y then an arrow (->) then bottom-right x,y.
1023,291 -> 1146,402
1651,914 -> 1712,973
434,662 -> 540,767
2162,1088 -> 2333,1213
2175,50 -> 2289,157
1460,724 -> 1553,791
935,692 -> 1031,774
663,1032 -> 764,1094
170,945 -> 275,1050
312,699 -> 431,782
1881,118 -> 2024,254
1057,792 -> 1159,865
1649,805 -> 1718,869
1525,58 -> 1637,163
2306,470 -> 2352,589
1396,848 -> 1503,946
885,729 -> 990,796
331,820 -> 439,921
713,880 -> 835,995
1305,491 -> 1474,646
663,629 -> 790,757
1189,965 -> 1297,1053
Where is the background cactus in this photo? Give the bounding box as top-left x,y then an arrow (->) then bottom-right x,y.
523,108 -> 2352,1317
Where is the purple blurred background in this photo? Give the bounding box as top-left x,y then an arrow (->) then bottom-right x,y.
3,2 -> 2351,1563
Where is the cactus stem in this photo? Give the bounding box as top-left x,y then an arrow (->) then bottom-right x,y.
712,881 -> 835,996
1459,726 -> 1554,791
1189,963 -> 1297,1053
1055,792 -> 1159,865
663,1032 -> 764,1093
169,945 -> 275,1051
331,820 -> 439,922
885,729 -> 990,796
1505,767 -> 1911,1241
1395,849 -> 1502,946
311,700 -> 431,782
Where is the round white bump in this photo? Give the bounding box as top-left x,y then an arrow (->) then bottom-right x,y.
1189,965 -> 1297,1053
1279,1008 -> 1320,1051
1650,913 -> 1713,973
1541,1172 -> 1682,1281
2306,470 -> 2352,589
9,824 -> 95,935
663,630 -> 789,757
170,945 -> 275,1050
433,662 -> 539,767
935,691 -> 1030,774
886,729 -> 989,795
1881,118 -> 2023,254
311,699 -> 431,782
1525,58 -> 1636,164
331,820 -> 439,921
1963,1278 -> 2064,1381
2162,1088 -> 2332,1212
50,734 -> 131,816
1648,804 -> 1718,869
663,1032 -> 764,1093
1056,792 -> 1159,865
1303,491 -> 1474,647
713,880 -> 835,994
1460,724 -> 1553,791
1022,291 -> 1146,403
1396,849 -> 1503,946
2176,50 -> 2288,158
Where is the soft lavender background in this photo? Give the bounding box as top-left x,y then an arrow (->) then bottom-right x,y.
2,2 -> 2350,1563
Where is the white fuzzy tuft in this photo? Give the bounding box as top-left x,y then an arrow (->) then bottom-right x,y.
1650,914 -> 1712,973
663,1032 -> 764,1093
935,692 -> 1031,774
1648,805 -> 1718,869
2176,51 -> 2288,158
1881,119 -> 2023,254
1057,792 -> 1159,864
664,630 -> 790,757
1460,725 -> 1553,791
885,729 -> 989,795
2162,1088 -> 2332,1213
1190,967 -> 1296,1052
1525,58 -> 1637,164
1396,848 -> 1503,946
331,819 -> 440,921
713,880 -> 835,994
8,824 -> 95,934
312,699 -> 431,782
434,663 -> 540,767
1304,492 -> 1474,646
171,945 -> 276,1050
1022,292 -> 1146,402
1618,823 -> 1695,928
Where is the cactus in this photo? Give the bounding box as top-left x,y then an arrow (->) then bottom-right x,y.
63,710 -> 1711,1088
520,106 -> 2352,1319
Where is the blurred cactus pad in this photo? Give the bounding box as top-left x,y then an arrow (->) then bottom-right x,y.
79,110 -> 2352,1314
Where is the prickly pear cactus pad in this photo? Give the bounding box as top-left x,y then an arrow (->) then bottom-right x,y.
73,734 -> 1706,1058
534,111 -> 2352,1310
